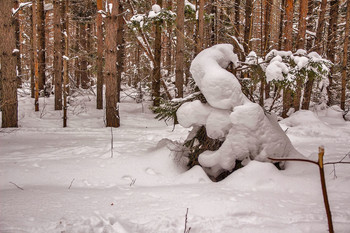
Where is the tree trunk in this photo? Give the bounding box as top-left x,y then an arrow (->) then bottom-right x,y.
32,0 -> 40,111
306,0 -> 315,51
234,0 -> 240,39
296,0 -> 308,50
175,0 -> 185,98
196,0 -> 205,54
54,0 -> 63,110
278,0 -> 286,50
341,0 -> 350,110
14,0 -> 22,88
263,0 -> 272,54
314,0 -> 327,54
243,0 -> 253,56
63,0 -> 69,127
105,0 -> 119,127
0,0 -> 18,127
115,0 -> 125,126
29,8 -> 35,98
284,0 -> 293,51
326,0 -> 339,105
80,23 -> 89,89
152,0 -> 162,106
96,0 -> 103,109
37,0 -> 46,92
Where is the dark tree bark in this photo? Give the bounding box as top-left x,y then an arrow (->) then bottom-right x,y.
14,0 -> 22,88
96,0 -> 103,109
296,0 -> 308,50
105,0 -> 120,127
306,0 -> 315,51
175,0 -> 185,98
63,0 -> 69,127
196,0 -> 204,54
79,23 -> 89,89
278,0 -> 286,50
1,0 -> 18,127
243,0 -> 253,56
152,0 -> 162,106
314,0 -> 327,54
341,0 -> 350,110
326,0 -> 340,105
54,0 -> 63,110
37,0 -> 46,92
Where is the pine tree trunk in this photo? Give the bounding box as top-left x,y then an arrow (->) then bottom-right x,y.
37,0 -> 46,92
80,23 -> 89,89
32,0 -> 40,111
63,0 -> 69,127
278,0 -> 286,50
105,0 -> 119,127
115,0 -> 125,126
341,0 -> 350,110
244,0 -> 253,56
175,0 -> 185,98
196,0 -> 205,54
326,0 -> 339,105
306,0 -> 315,51
96,0 -> 103,109
296,0 -> 308,50
314,0 -> 327,54
54,0 -> 63,110
263,0 -> 272,54
1,0 -> 18,127
29,9 -> 35,98
284,0 -> 293,51
234,0 -> 240,39
14,0 -> 22,88
152,0 -> 162,106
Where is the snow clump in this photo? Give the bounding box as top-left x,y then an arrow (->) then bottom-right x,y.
177,44 -> 302,178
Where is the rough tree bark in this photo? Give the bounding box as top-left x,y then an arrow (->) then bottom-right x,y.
314,0 -> 327,54
105,0 -> 120,127
96,0 -> 103,109
326,0 -> 340,105
152,0 -> 162,106
63,0 -> 69,127
341,0 -> 350,110
37,0 -> 46,92
296,0 -> 308,50
0,0 -> 18,127
14,0 -> 22,88
53,0 -> 63,110
175,0 -> 185,98
243,0 -> 253,56
196,0 -> 204,55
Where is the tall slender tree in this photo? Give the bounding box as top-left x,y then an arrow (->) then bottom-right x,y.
152,0 -> 163,106
314,0 -> 327,54
175,0 -> 185,98
196,0 -> 205,54
53,0 -> 63,110
37,0 -> 46,93
105,0 -> 120,127
96,0 -> 103,109
243,0 -> 253,56
63,0 -> 69,127
1,0 -> 18,127
14,0 -> 22,88
296,0 -> 308,50
341,0 -> 350,110
326,0 -> 340,105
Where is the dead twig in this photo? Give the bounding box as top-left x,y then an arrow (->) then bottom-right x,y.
68,178 -> 75,189
9,182 -> 24,190
184,208 -> 191,233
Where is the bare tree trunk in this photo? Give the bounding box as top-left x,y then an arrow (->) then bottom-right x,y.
29,8 -> 35,98
80,23 -> 89,89
96,0 -> 103,109
341,0 -> 350,110
54,0 -> 63,110
0,0 -> 18,127
314,0 -> 327,54
63,0 -> 69,127
326,0 -> 339,105
296,0 -> 308,49
306,0 -> 315,51
152,0 -> 162,106
105,0 -> 119,127
234,0 -> 240,39
196,0 -> 205,54
37,0 -> 46,93
32,0 -> 40,111
284,0 -> 293,51
14,0 -> 22,88
175,0 -> 184,98
243,0 -> 253,56
278,0 -> 285,50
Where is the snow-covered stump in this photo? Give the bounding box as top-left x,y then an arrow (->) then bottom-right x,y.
176,44 -> 302,179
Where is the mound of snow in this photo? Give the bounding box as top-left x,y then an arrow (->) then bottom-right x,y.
177,44 -> 302,178
174,165 -> 211,184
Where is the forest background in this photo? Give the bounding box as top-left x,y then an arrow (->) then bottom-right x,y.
0,0 -> 350,128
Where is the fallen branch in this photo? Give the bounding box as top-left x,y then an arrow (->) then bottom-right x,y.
68,178 -> 75,189
184,208 -> 191,233
9,182 -> 24,190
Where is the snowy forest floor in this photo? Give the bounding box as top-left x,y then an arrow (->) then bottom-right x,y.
1,93 -> 350,233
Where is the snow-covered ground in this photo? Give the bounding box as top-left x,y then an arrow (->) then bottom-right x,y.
1,94 -> 350,233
